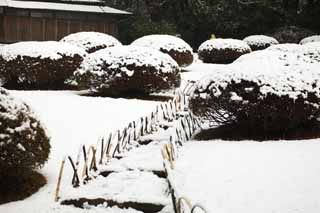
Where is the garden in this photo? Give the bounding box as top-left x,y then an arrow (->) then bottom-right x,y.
0,31 -> 320,213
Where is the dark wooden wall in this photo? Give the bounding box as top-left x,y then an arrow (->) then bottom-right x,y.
0,7 -> 119,43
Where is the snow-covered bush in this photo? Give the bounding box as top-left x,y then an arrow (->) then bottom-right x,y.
0,88 -> 50,174
131,34 -> 194,67
60,32 -> 122,53
189,50 -> 320,136
198,38 -> 251,64
266,43 -> 302,53
299,35 -> 320,45
70,46 -> 181,96
0,41 -> 86,89
243,35 -> 279,51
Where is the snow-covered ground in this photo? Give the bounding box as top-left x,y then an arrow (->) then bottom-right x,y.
0,90 -> 158,213
173,140 -> 320,213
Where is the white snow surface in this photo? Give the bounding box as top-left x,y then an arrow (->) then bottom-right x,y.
266,43 -> 303,53
198,38 -> 251,52
300,35 -> 320,45
243,35 -> 279,47
0,41 -> 87,60
62,171 -> 170,205
0,90 -> 158,213
101,142 -> 165,172
76,45 -> 179,77
173,140 -> 320,213
194,50 -> 320,100
131,34 -> 193,54
60,32 -> 122,53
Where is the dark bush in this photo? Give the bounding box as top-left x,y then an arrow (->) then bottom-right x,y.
190,50 -> 320,138
198,39 -> 251,64
243,35 -> 279,51
131,35 -> 194,67
272,26 -> 316,44
70,46 -> 181,96
60,32 -> 122,53
0,41 -> 86,89
0,88 -> 50,175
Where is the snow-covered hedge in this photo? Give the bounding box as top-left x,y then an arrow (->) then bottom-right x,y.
131,34 -> 194,67
0,41 -> 86,89
198,38 -> 251,64
0,88 -> 50,174
299,35 -> 320,45
243,35 -> 279,51
60,32 -> 122,53
70,46 -> 181,96
189,50 -> 320,136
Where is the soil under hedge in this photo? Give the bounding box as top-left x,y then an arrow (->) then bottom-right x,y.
0,171 -> 46,204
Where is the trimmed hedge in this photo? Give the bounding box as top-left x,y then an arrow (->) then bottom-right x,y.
60,32 -> 122,53
198,38 -> 251,64
70,46 -> 181,96
0,41 -> 86,89
131,34 -> 194,67
243,35 -> 279,51
190,50 -> 320,137
0,88 -> 50,175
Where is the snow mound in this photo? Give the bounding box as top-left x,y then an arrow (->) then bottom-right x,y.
0,87 -> 50,171
61,32 -> 122,53
71,45 -> 180,95
198,38 -> 251,63
266,43 -> 302,53
0,41 -> 86,61
299,35 -> 320,45
131,34 -> 193,67
266,43 -> 320,63
243,35 -> 279,51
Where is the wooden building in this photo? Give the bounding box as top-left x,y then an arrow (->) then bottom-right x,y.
0,0 -> 130,43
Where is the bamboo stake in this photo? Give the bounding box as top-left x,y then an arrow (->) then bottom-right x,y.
54,157 -> 66,202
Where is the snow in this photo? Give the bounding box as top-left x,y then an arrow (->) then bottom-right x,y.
0,0 -> 131,14
100,142 -> 165,172
60,32 -> 122,53
131,34 -> 193,54
192,50 -> 320,101
173,140 -> 320,213
62,171 -> 170,205
0,90 -> 158,213
198,38 -> 251,52
1,41 -> 86,61
266,43 -> 302,53
243,35 -> 279,47
300,35 -> 320,45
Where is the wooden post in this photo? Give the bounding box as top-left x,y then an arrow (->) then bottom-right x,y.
54,157 -> 65,202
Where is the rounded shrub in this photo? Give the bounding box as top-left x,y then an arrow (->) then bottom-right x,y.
131,34 -> 194,67
189,50 -> 320,137
0,87 -> 50,174
198,38 -> 251,64
243,35 -> 279,51
60,32 -> 122,53
0,41 -> 86,89
70,46 -> 181,96
300,35 -> 320,45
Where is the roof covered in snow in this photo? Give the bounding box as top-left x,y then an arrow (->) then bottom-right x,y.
0,0 -> 131,14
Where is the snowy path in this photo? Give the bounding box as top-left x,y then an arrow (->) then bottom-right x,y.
173,140 -> 320,213
0,91 -> 158,213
